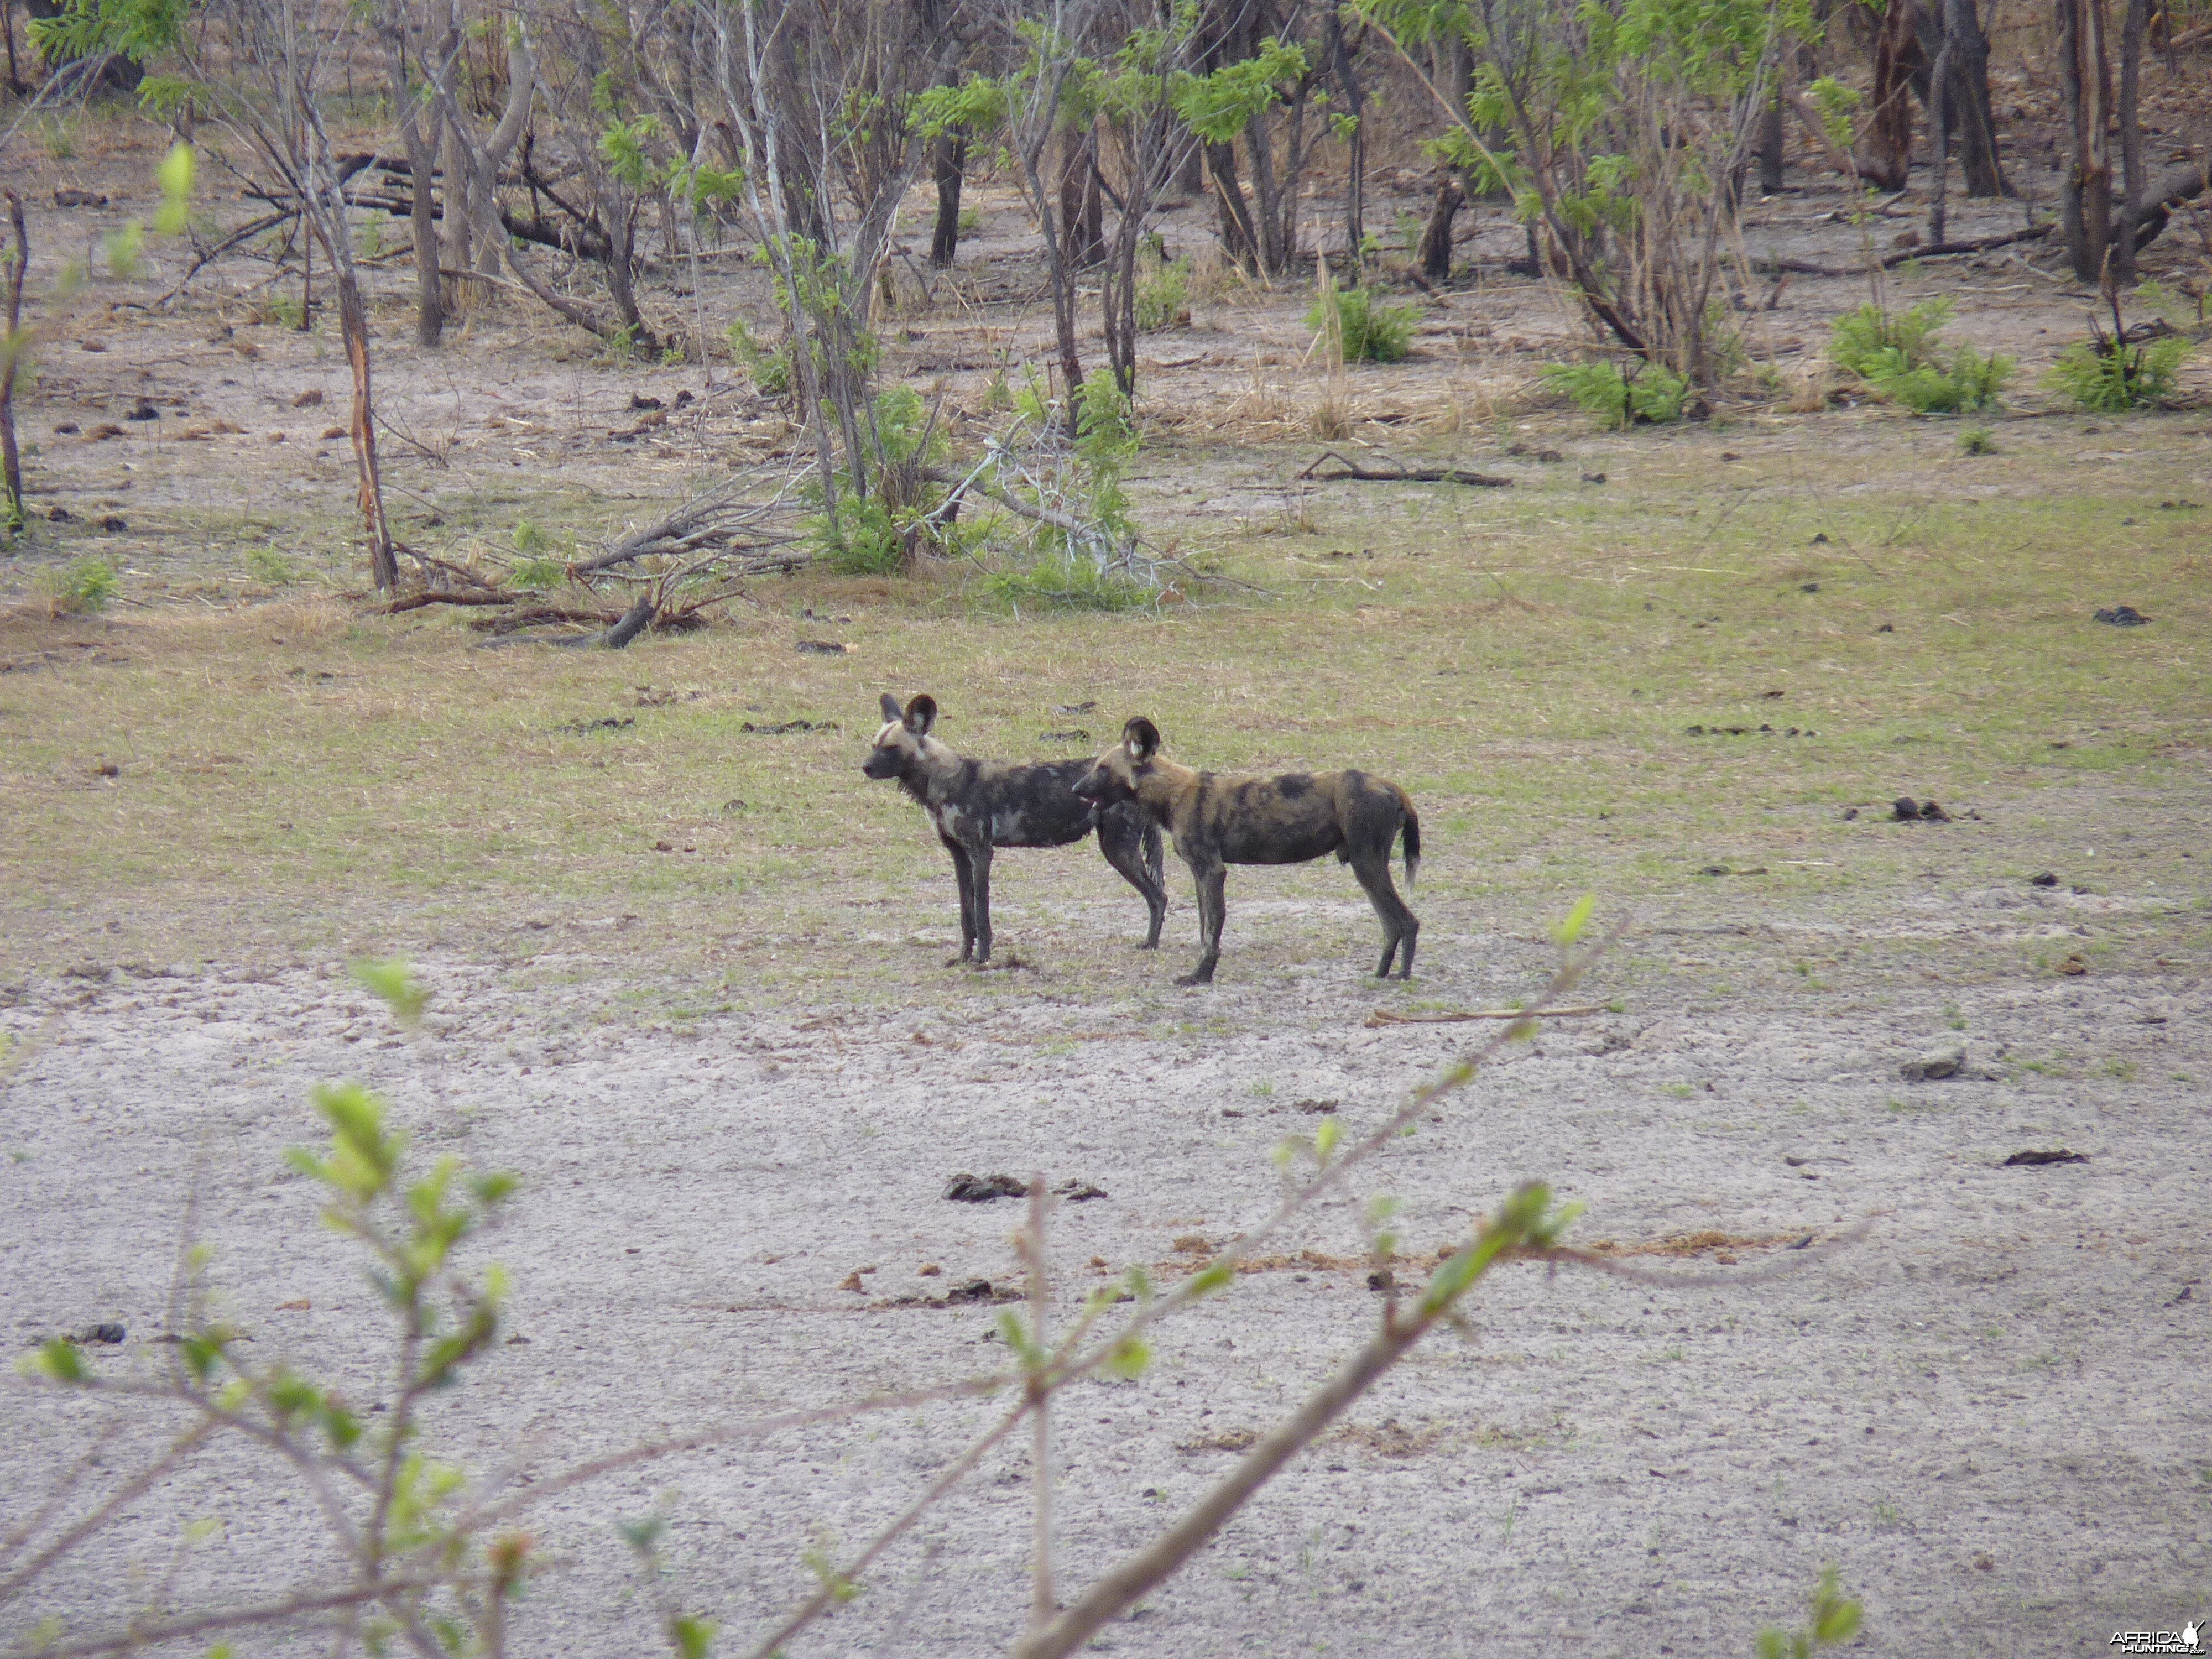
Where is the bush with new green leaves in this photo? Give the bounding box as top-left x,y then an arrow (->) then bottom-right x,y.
2046,333 -> 2193,411
38,557 -> 121,614
1755,1566 -> 1864,1659
1829,298 -> 1954,378
1307,281 -> 1420,363
1862,342 -> 2014,414
1541,359 -> 1692,427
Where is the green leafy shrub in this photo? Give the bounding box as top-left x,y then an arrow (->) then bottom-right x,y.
2046,333 -> 2193,411
1958,425 -> 1995,455
1540,359 -> 1691,427
1862,342 -> 2013,414
806,385 -> 952,575
1829,298 -> 1953,378
1307,282 -> 1419,363
39,557 -> 121,614
727,318 -> 794,395
247,546 -> 299,585
1136,254 -> 1191,332
1756,1566 -> 1864,1659
509,555 -> 568,591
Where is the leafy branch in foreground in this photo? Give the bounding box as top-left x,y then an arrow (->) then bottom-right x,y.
14,903 -> 1863,1659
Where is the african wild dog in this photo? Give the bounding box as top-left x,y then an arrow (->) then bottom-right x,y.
1073,716 -> 1420,985
863,693 -> 1167,965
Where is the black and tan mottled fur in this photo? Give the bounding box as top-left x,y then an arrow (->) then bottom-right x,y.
1073,716 -> 1419,984
863,693 -> 1167,965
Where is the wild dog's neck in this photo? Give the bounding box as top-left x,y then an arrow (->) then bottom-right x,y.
899,735 -> 961,800
1135,755 -> 1200,817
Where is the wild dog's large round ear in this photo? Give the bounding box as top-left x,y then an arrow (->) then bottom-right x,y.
879,692 -> 904,724
1123,716 -> 1161,761
904,693 -> 939,735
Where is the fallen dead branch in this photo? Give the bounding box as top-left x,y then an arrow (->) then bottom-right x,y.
1751,222 -> 2054,278
1297,450 -> 1514,487
1365,1004 -> 1608,1027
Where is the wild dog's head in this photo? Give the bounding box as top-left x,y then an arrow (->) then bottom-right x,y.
1073,716 -> 1161,804
862,692 -> 938,779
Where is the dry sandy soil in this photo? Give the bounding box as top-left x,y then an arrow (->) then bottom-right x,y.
4,845 -> 2209,1656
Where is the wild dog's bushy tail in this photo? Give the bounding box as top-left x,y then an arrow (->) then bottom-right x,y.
1400,796 -> 1421,884
1142,821 -> 1165,889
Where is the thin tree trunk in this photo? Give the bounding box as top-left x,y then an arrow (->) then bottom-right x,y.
1326,8 -> 1365,268
1927,30 -> 1955,243
2059,0 -> 2113,280
1207,140 -> 1260,272
930,133 -> 964,267
1058,125 -> 1102,268
1418,175 -> 1462,279
385,16 -> 444,347
1865,0 -> 1920,190
1758,95 -> 1785,193
1,190 -> 27,536
2114,0 -> 2147,278
1944,0 -> 2008,195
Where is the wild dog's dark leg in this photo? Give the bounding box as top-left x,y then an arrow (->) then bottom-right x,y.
967,838 -> 995,964
943,836 -> 978,964
1177,857 -> 1227,986
1352,852 -> 1418,979
1097,806 -> 1167,949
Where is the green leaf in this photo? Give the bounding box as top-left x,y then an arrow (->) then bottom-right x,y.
36,1338 -> 86,1383
672,1616 -> 717,1659
1186,1261 -> 1233,1299
1314,1117 -> 1340,1160
1551,892 -> 1597,946
617,1515 -> 667,1556
1104,1335 -> 1152,1379
154,140 -> 195,236
351,958 -> 429,1025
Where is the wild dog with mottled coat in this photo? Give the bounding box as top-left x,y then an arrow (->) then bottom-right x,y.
1073,716 -> 1420,985
863,693 -> 1167,965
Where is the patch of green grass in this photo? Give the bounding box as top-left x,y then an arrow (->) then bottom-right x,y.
37,557 -> 121,614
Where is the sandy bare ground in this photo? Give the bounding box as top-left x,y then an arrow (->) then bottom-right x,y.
4,855 -> 2208,1656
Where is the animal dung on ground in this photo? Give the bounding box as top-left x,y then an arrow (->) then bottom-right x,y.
1039,728 -> 1091,743
1900,1044 -> 1965,1082
2057,954 -> 2088,976
794,639 -> 851,655
1052,1180 -> 1109,1201
1892,796 -> 1950,822
555,716 -> 633,734
2093,606 -> 2150,627
2030,872 -> 2059,886
292,388 -> 325,408
1053,700 -> 1097,715
1683,724 -> 1818,737
2003,1149 -> 2088,1166
77,1323 -> 127,1344
740,718 -> 835,734
943,1172 -> 1028,1202
1292,1098 -> 1340,1114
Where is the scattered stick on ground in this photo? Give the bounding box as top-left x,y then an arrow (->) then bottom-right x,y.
1366,1004 -> 1609,1027
1297,450 -> 1514,487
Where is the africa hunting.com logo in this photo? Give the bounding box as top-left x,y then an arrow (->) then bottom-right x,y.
2111,1623 -> 2201,1655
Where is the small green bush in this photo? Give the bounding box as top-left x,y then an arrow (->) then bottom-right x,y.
1540,359 -> 1691,427
1829,298 -> 1953,378
2046,333 -> 2192,411
1863,342 -> 2013,414
1958,425 -> 1995,455
247,546 -> 299,586
508,555 -> 568,591
726,319 -> 793,395
39,557 -> 121,614
1135,255 -> 1191,332
1307,283 -> 1419,363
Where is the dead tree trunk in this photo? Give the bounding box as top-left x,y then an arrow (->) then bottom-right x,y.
1417,175 -> 1463,279
1058,125 -> 1103,268
2058,0 -> 2113,280
382,2 -> 444,347
1942,0 -> 2008,196
930,133 -> 964,266
1,191 -> 26,536
1324,7 -> 1365,268
1864,0 -> 1921,190
1757,95 -> 1786,193
1207,140 -> 1261,272
2114,0 -> 2147,278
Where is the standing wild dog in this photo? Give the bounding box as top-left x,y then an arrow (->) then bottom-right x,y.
1073,716 -> 1420,985
863,693 -> 1167,965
